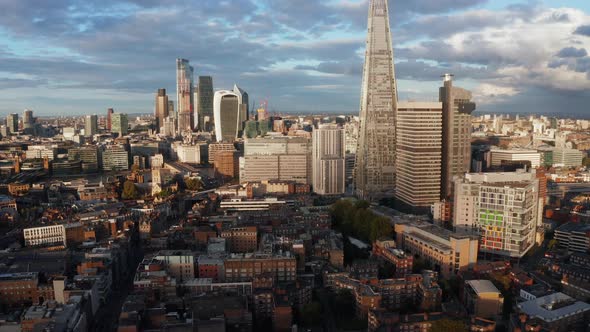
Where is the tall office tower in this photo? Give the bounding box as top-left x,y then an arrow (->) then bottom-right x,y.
453,171 -> 539,259
85,115 -> 98,137
23,109 -> 34,133
440,74 -> 476,199
176,58 -> 194,134
354,0 -> 398,199
155,88 -> 169,133
395,102 -> 443,212
6,113 -> 18,134
111,113 -> 129,136
233,84 -> 249,125
312,124 -> 345,195
197,76 -> 214,131
214,90 -> 241,142
106,108 -> 114,131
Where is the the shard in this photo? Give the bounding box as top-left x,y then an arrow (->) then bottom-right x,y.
354,0 -> 398,199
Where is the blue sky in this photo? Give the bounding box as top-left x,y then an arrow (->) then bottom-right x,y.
0,0 -> 590,116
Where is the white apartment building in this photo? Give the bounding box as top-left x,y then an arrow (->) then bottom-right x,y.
454,171 -> 539,259
490,149 -> 541,168
23,225 -> 67,247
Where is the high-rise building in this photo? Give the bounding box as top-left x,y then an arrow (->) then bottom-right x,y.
440,74 -> 476,199
354,0 -> 398,199
197,76 -> 214,131
233,84 -> 249,125
111,113 -> 128,136
395,102 -> 443,212
101,146 -> 129,171
23,109 -> 34,133
214,90 -> 241,142
6,113 -> 18,134
106,108 -> 114,131
176,58 -> 194,133
84,115 -> 98,138
453,171 -> 539,259
312,124 -> 345,195
155,89 -> 169,133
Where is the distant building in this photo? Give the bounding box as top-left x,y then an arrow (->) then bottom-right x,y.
23,109 -> 35,134
241,136 -> 312,185
24,225 -> 67,248
312,124 -> 345,195
553,148 -> 584,168
101,146 -> 129,171
155,88 -> 169,133
490,149 -> 541,168
176,58 -> 194,133
175,143 -> 208,164
6,113 -> 18,134
106,108 -> 114,131
111,113 -> 128,136
214,90 -> 241,142
514,292 -> 590,332
196,76 -> 214,131
85,114 -> 98,137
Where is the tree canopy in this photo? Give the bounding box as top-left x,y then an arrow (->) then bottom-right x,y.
122,180 -> 139,200
185,178 -> 202,191
330,200 -> 393,243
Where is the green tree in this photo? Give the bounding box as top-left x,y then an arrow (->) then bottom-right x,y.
583,157 -> 590,167
430,319 -> 468,332
185,178 -> 202,191
548,239 -> 558,250
122,180 -> 139,199
369,217 -> 392,243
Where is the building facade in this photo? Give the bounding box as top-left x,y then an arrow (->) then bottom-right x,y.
155,88 -> 169,133
354,0 -> 398,199
453,171 -> 539,259
440,75 -> 476,199
197,76 -> 214,131
176,58 -> 194,133
214,90 -> 241,142
85,115 -> 98,138
395,102 -> 443,211
312,124 -> 345,195
111,113 -> 128,136
23,225 -> 67,248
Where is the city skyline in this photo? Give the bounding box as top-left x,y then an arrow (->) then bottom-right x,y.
0,0 -> 589,115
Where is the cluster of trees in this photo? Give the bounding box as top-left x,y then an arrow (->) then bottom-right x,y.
121,180 -> 139,200
583,157 -> 590,167
330,199 -> 393,243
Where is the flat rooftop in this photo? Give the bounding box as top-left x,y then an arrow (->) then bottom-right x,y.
518,292 -> 590,322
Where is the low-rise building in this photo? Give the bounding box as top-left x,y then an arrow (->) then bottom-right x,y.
514,292 -> 590,332
464,280 -> 504,319
23,224 -> 67,248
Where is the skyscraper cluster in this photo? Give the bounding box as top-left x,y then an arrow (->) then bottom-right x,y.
154,58 -> 248,141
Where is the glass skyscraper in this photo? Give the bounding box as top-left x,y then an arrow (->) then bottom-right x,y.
176,58 -> 194,134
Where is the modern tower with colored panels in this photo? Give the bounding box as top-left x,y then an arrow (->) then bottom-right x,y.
354,0 -> 398,199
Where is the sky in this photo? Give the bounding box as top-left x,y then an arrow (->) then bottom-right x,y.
0,0 -> 590,116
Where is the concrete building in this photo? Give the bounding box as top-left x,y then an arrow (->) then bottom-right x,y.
23,225 -> 67,248
233,84 -> 249,124
515,292 -> 590,332
68,146 -> 99,173
214,90 -> 241,142
196,76 -> 214,131
155,88 -> 169,133
555,223 -> 590,253
84,115 -> 98,137
395,101 -> 443,211
215,150 -> 239,180
175,143 -> 208,164
553,148 -> 584,168
394,220 -> 478,278
23,109 -> 35,134
101,146 -> 129,171
26,145 -> 57,161
176,58 -> 194,133
440,74 -> 476,199
453,171 -> 539,259
6,113 -> 18,134
312,124 -> 345,195
490,149 -> 541,168
221,226 -> 258,253
153,250 -> 195,281
106,108 -> 114,131
464,280 -> 504,319
241,136 -> 311,184
111,113 -> 128,136
224,253 -> 296,282
354,0 -> 397,199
